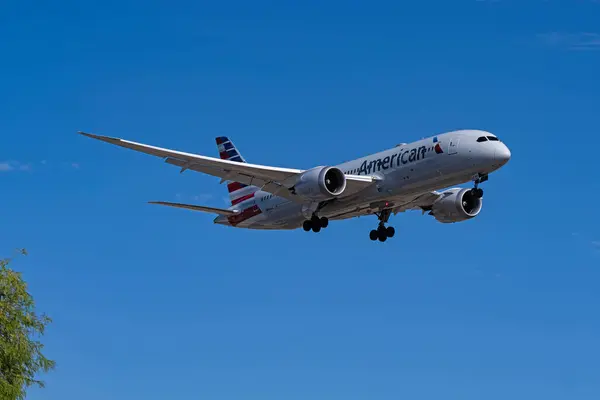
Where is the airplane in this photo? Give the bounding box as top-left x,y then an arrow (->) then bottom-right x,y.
77,129 -> 511,242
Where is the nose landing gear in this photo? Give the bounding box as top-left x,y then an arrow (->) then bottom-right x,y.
470,173 -> 488,199
369,209 -> 396,242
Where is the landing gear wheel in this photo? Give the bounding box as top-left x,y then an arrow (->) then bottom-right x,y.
369,230 -> 378,241
304,215 -> 329,233
471,174 -> 487,199
470,188 -> 484,198
377,225 -> 388,242
370,209 -> 395,242
303,220 -> 312,231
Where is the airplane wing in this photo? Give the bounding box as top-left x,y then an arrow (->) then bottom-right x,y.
78,131 -> 376,202
148,201 -> 239,216
391,191 -> 442,214
326,191 -> 444,221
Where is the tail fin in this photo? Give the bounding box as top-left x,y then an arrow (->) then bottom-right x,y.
215,136 -> 260,206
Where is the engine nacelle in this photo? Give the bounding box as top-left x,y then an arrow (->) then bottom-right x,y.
431,188 -> 482,223
292,166 -> 347,201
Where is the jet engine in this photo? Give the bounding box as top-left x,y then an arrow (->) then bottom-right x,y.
291,166 -> 347,201
431,188 -> 482,223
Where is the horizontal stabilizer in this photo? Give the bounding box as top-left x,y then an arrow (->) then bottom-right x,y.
148,201 -> 239,216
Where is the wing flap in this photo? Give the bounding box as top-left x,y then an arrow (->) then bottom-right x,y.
149,201 -> 239,216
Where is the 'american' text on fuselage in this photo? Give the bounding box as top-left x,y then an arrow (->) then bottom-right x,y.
357,145 -> 428,175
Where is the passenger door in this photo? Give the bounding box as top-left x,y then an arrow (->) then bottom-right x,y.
448,138 -> 459,155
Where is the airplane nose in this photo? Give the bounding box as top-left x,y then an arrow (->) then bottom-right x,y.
494,144 -> 511,165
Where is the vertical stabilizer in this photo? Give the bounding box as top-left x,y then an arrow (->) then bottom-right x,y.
215,136 -> 260,206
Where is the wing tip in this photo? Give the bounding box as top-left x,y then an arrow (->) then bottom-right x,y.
77,130 -> 104,140
148,200 -> 240,216
77,131 -> 120,142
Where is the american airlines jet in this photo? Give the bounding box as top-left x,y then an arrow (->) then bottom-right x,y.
78,129 -> 511,242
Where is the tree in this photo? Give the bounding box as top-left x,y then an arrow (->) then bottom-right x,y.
0,250 -> 55,400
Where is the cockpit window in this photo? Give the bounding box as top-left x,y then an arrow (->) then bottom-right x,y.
476,136 -> 488,142
487,136 -> 499,141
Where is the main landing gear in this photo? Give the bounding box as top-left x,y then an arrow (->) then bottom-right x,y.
470,173 -> 488,199
369,209 -> 396,242
303,215 -> 329,233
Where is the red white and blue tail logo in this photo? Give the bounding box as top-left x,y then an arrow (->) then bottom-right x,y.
433,136 -> 444,154
216,136 -> 246,163
215,136 -> 260,207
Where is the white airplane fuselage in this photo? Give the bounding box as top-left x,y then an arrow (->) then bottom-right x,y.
213,129 -> 511,230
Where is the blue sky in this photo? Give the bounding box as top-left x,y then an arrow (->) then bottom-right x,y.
1,0 -> 599,399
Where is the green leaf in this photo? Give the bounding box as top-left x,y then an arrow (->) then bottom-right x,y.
1,251 -> 55,400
